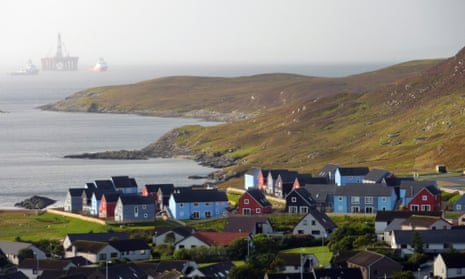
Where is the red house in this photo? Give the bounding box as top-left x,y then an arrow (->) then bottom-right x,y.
407,185 -> 441,212
238,189 -> 272,215
98,192 -> 120,219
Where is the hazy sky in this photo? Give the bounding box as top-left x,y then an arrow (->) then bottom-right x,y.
1,0 -> 464,67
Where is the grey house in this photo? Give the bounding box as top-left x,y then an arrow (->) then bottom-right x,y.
63,188 -> 84,212
114,195 -> 156,222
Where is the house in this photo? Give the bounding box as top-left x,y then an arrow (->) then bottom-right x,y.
313,268 -> 363,279
274,171 -> 299,198
292,208 -> 337,238
175,231 -> 248,250
317,163 -> 339,184
265,170 -> 297,195
276,253 -> 319,274
406,183 -> 441,212
453,193 -> 465,212
81,182 -> 97,215
114,195 -> 156,222
244,167 -> 265,190
303,184 -> 337,212
98,192 -> 120,219
238,189 -> 272,215
68,240 -> 119,263
17,259 -> 76,278
397,180 -> 437,209
223,216 -> 274,235
63,232 -> 128,251
111,175 -> 138,194
0,241 -> 46,265
285,188 -> 315,214
168,187 -> 229,220
334,167 -> 369,186
374,211 -> 443,241
433,253 -> 465,279
141,183 -> 174,211
140,260 -> 198,278
362,168 -> 392,184
187,261 -> 234,278
390,230 -> 465,255
94,179 -> 116,192
347,250 -> 402,279
109,239 -> 151,261
153,226 -> 193,246
63,188 -> 85,212
333,183 -> 395,213
100,263 -> 148,279
399,215 -> 452,230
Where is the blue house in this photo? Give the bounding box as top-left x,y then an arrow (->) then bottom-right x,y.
168,187 -> 229,220
453,194 -> 465,211
335,167 -> 369,186
111,176 -> 138,194
114,195 -> 156,222
333,183 -> 396,213
64,188 -> 85,212
244,168 -> 262,190
317,163 -> 339,184
91,189 -> 117,216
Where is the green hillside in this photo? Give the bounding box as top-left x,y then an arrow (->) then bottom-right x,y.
42,47 -> 465,180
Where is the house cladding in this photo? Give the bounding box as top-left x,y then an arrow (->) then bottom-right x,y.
285,188 -> 315,214
238,188 -> 272,215
168,188 -> 228,220
114,195 -> 156,222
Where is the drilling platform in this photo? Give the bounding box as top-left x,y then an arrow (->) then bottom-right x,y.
41,33 -> 79,71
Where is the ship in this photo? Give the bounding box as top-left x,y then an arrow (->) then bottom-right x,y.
11,60 -> 39,75
90,57 -> 108,72
41,33 -> 79,71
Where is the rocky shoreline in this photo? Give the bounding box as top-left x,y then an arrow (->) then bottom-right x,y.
15,195 -> 56,210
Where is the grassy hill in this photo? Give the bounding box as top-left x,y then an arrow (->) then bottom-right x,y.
42,46 -> 465,181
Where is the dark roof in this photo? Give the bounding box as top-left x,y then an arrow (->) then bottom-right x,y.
348,251 -> 401,267
314,268 -> 364,279
244,189 -> 271,207
92,189 -> 117,200
73,240 -> 108,254
318,163 -> 339,177
266,169 -> 297,180
439,253 -> 465,268
152,260 -> 190,273
108,239 -> 149,252
393,230 -> 465,244
119,195 -> 155,205
112,176 -> 137,189
63,256 -> 90,267
102,192 -> 120,203
295,173 -> 313,185
66,232 -> 128,244
224,216 -> 272,233
104,263 -> 147,279
306,176 -> 329,184
94,180 -> 115,191
171,188 -> 228,203
363,168 -> 391,183
399,180 -> 438,197
375,211 -> 443,222
335,183 -> 393,196
278,171 -> 299,183
265,273 -> 313,279
303,184 -> 337,202
0,271 -> 28,279
291,188 -> 314,205
68,188 -> 85,197
144,184 -> 174,193
85,183 -> 96,190
305,208 -> 337,230
154,226 -> 193,238
337,167 -> 369,176
197,261 -> 234,278
18,259 -> 74,270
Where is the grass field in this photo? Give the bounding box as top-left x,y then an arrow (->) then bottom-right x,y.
0,210 -> 110,242
281,246 -> 333,267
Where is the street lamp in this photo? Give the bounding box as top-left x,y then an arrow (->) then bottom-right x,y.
106,260 -> 112,279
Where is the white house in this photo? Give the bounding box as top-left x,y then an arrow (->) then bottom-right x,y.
67,240 -> 119,263
390,230 -> 465,255
292,209 -> 337,238
434,253 -> 465,279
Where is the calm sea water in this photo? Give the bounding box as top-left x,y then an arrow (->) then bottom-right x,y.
0,63 -> 385,209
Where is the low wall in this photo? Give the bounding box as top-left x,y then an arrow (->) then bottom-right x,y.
46,208 -> 107,225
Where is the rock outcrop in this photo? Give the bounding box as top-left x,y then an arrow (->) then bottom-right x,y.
15,195 -> 56,209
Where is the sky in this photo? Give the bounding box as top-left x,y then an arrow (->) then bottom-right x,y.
1,0 -> 464,68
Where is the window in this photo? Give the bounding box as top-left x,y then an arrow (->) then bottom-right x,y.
179,203 -> 184,208
205,211 -> 212,218
422,195 -> 428,201
338,196 -> 343,201
302,220 -> 308,226
297,230 -> 304,234
244,199 -> 249,204
110,252 -> 118,258
365,196 -> 373,204
421,204 -> 431,212
291,197 -> 297,203
256,208 -> 261,214
144,213 -> 148,218
194,202 -> 199,207
192,212 -> 200,219
411,204 -> 419,212
142,205 -> 147,210
351,206 -> 360,213
382,197 -> 387,202
351,196 -> 360,204
311,230 -> 320,235
311,219 -> 316,226
289,206 -> 298,214
134,206 -> 138,217
99,254 -> 107,261
243,208 -> 251,215
300,206 -> 308,214
365,207 -> 374,214
457,204 -> 462,210
205,202 -> 210,206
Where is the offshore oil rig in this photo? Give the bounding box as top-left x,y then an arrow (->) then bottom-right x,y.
41,33 -> 79,71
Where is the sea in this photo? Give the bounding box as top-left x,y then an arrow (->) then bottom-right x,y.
0,63 -> 387,209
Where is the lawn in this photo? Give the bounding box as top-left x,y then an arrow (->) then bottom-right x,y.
280,246 -> 333,267
0,211 -> 110,242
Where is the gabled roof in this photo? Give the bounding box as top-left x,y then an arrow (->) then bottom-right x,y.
348,250 -> 400,267
68,188 -> 85,197
224,216 -> 272,233
73,240 -> 109,254
303,184 -> 337,203
393,230 -> 465,244
277,171 -> 299,183
400,215 -> 450,228
108,239 -> 150,252
66,232 -> 128,244
111,175 -> 138,190
151,260 -> 192,273
18,259 -> 74,270
197,261 -> 234,278
0,241 -> 35,255
302,208 -> 337,231
266,169 -> 297,180
102,192 -> 120,203
363,168 -> 391,183
85,182 -> 96,190
105,263 -> 147,279
399,180 -> 438,197
94,180 -> 115,191
289,188 -> 314,205
154,226 -> 194,239
318,163 -> 339,177
439,253 -> 465,268
171,188 -> 228,203
453,193 -> 465,205
244,189 -> 271,207
144,184 -> 174,194
306,176 -> 329,184
192,231 -> 248,246
92,189 -> 117,200
335,183 -> 393,196
375,210 -> 442,222
118,195 -> 155,206
337,167 -> 369,176
294,173 -> 313,185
